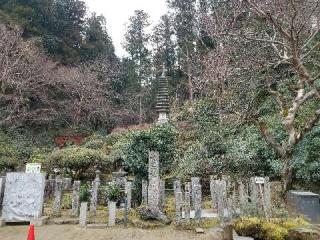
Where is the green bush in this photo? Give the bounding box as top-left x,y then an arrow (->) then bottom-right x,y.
80,183 -> 91,202
106,183 -> 123,202
48,146 -> 105,179
234,217 -> 309,240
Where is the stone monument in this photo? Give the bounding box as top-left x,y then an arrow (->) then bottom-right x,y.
147,151 -> 160,208
1,173 -> 46,223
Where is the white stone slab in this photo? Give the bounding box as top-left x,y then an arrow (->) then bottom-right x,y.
2,172 -> 46,222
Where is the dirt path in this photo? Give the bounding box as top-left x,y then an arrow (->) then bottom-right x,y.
0,225 -> 218,240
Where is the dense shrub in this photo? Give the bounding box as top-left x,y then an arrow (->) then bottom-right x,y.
48,146 -> 106,179
234,217 -> 309,240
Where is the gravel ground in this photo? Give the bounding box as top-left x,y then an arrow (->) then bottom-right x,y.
0,225 -> 218,240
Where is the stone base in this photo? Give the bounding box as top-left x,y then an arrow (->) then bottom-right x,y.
30,216 -> 49,226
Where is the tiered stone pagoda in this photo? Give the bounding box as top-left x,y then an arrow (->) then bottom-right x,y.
156,70 -> 169,124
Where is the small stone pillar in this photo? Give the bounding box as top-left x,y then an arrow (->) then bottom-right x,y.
125,181 -> 132,209
217,180 -> 227,219
210,176 -> 218,210
184,190 -> 191,223
90,170 -> 101,215
141,180 -> 148,205
239,181 -> 249,208
175,191 -> 183,224
71,180 -> 81,217
79,202 -> 88,227
52,176 -> 63,216
263,177 -> 271,215
173,180 -> 182,199
108,201 -> 116,227
191,177 -> 200,209
159,180 -> 166,209
147,151 -> 160,208
194,184 -> 202,220
250,177 -> 259,207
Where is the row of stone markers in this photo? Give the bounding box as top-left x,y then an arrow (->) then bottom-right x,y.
168,176 -> 272,224
51,170 -> 132,218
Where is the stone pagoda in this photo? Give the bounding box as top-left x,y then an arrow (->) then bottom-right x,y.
156,70 -> 169,124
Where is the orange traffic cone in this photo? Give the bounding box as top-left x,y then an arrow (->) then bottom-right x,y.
27,224 -> 35,240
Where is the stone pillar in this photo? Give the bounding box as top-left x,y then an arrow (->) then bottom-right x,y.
44,177 -> 55,200
108,201 -> 116,227
147,151 -> 160,208
194,184 -> 202,220
217,180 -> 227,219
191,177 -> 200,209
185,182 -> 191,193
250,177 -> 259,207
71,180 -> 81,217
210,176 -> 218,210
173,180 -> 182,198
159,180 -> 166,209
125,181 -> 132,209
90,170 -> 101,215
52,176 -> 63,216
79,202 -> 88,227
184,190 -> 191,223
175,191 -> 183,224
239,181 -> 248,208
141,180 -> 148,205
264,177 -> 271,215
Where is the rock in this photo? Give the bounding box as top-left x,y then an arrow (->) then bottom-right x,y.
288,227 -> 320,240
137,205 -> 171,225
195,227 -> 205,233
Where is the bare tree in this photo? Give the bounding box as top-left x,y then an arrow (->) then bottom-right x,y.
201,0 -> 320,191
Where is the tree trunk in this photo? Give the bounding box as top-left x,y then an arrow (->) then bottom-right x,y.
282,155 -> 293,192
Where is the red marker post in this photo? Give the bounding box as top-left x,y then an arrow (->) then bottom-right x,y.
27,224 -> 35,240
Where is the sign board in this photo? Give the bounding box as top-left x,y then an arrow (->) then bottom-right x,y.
26,163 -> 41,173
255,177 -> 265,184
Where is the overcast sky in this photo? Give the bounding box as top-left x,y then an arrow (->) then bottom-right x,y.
84,0 -> 168,57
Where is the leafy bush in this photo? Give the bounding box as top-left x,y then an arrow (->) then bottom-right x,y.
106,183 -> 122,202
48,146 -> 105,179
80,183 -> 91,202
234,217 -> 309,240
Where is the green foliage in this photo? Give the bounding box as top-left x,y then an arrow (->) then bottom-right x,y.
234,217 -> 309,240
293,125 -> 320,184
109,124 -> 176,179
79,182 -> 91,202
0,0 -> 115,64
175,99 -> 280,180
48,146 -> 105,179
106,183 -> 123,202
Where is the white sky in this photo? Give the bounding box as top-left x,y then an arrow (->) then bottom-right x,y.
84,0 -> 168,57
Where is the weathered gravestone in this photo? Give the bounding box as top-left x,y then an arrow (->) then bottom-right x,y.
175,191 -> 183,224
79,202 -> 88,227
148,151 -> 160,208
191,177 -> 200,209
90,170 -> 101,215
125,181 -> 132,209
52,176 -> 63,216
141,180 -> 148,205
2,173 -> 46,222
194,184 -> 202,221
71,181 -> 81,217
